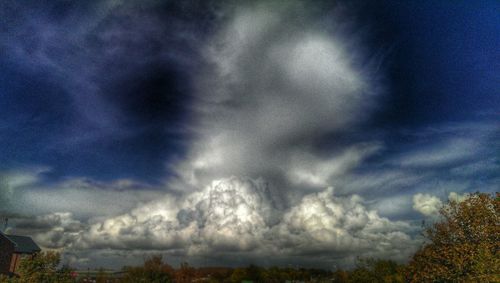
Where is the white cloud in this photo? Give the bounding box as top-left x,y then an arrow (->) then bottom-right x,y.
412,191 -> 472,218
0,168 -> 50,212
171,1 -> 380,195
447,192 -> 470,203
5,176 -> 417,267
9,212 -> 83,250
287,144 -> 381,187
76,177 -> 280,253
392,136 -> 484,168
276,187 -> 415,258
69,177 -> 417,266
412,193 -> 442,217
1,168 -> 164,218
370,195 -> 414,218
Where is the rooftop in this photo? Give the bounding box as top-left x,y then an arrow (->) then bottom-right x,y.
3,234 -> 41,254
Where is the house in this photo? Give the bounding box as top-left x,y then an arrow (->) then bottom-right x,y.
0,232 -> 41,275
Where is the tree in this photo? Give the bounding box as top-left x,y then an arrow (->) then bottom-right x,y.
122,255 -> 174,283
230,267 -> 248,283
261,267 -> 285,283
245,264 -> 264,282
332,269 -> 349,283
174,262 -> 195,283
95,267 -> 109,283
0,252 -> 73,283
348,258 -> 404,283
407,192 -> 499,282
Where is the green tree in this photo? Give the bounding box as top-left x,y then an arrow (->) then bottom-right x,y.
407,192 -> 499,282
230,268 -> 248,283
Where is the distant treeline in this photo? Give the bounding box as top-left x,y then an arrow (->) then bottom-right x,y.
112,256 -> 404,283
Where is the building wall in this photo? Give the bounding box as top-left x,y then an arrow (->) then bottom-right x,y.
9,253 -> 20,274
0,234 -> 15,275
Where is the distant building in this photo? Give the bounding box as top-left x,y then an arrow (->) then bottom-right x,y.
0,232 -> 41,276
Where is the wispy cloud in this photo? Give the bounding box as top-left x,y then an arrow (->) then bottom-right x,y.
1,168 -> 164,218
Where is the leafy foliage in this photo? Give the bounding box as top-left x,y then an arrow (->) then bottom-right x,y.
347,258 -> 405,283
407,192 -> 500,282
0,251 -> 73,283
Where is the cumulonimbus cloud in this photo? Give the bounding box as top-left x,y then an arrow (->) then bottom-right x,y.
35,177 -> 415,268
2,0 -> 499,269
59,2 -> 415,267
171,1 -> 381,193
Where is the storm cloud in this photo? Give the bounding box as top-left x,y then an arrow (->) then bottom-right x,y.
1,0 -> 498,270
55,1 -> 415,267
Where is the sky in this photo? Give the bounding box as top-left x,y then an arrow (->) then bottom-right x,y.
0,0 -> 499,269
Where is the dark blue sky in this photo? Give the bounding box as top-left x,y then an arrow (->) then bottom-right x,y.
0,0 -> 212,182
0,0 -> 498,184
360,0 -> 499,126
